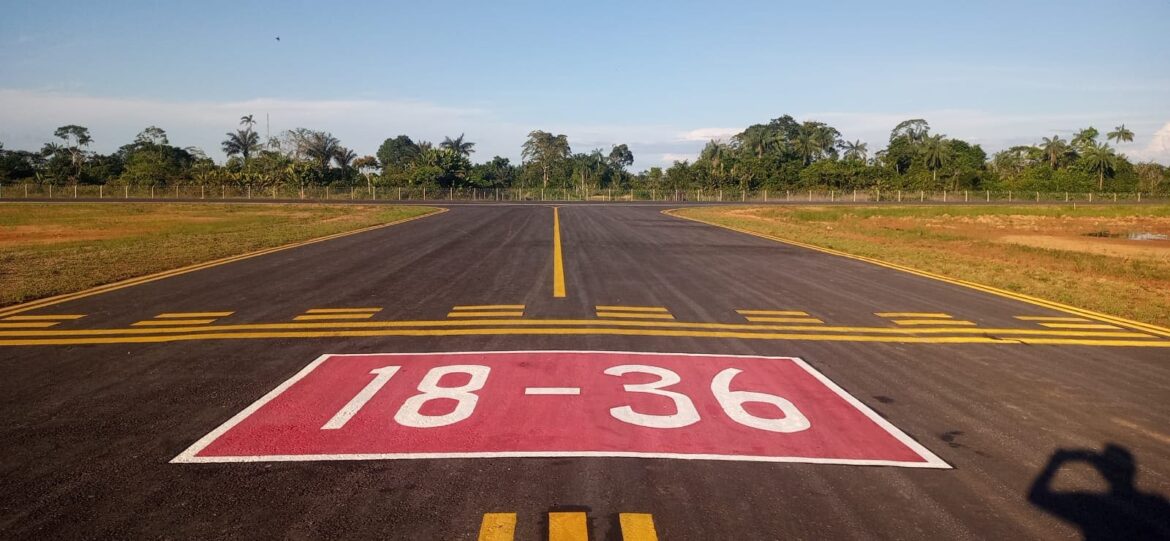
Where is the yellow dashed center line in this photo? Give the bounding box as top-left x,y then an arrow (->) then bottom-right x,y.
619,513 -> 660,541
1040,323 -> 1122,330
448,311 -> 525,318
737,309 -> 809,316
304,308 -> 382,314
744,317 -> 825,324
553,207 -> 566,298
1,314 -> 86,321
132,319 -> 217,326
596,305 -> 669,312
596,312 -> 676,320
0,322 -> 59,328
294,313 -> 377,321
892,319 -> 977,326
876,312 -> 953,318
1016,316 -> 1092,322
452,305 -> 525,311
155,312 -> 234,318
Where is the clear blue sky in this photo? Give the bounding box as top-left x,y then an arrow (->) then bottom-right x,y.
2,0 -> 1169,167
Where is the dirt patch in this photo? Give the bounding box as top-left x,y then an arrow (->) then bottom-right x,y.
997,235 -> 1170,261
0,225 -> 138,247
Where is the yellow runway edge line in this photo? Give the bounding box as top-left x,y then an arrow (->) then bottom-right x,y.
0,208 -> 447,319
553,207 -> 566,298
665,209 -> 1170,339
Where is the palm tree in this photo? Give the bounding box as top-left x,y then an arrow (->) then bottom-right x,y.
333,146 -> 357,183
1082,141 -> 1118,190
1107,124 -> 1135,145
440,133 -> 475,157
840,140 -> 868,163
221,130 -> 260,165
920,134 -> 950,185
1039,135 -> 1069,169
303,131 -> 341,177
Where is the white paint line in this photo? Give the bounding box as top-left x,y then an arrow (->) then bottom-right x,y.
524,387 -> 581,395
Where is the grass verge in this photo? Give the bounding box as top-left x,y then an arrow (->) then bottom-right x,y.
0,203 -> 438,306
674,205 -> 1170,328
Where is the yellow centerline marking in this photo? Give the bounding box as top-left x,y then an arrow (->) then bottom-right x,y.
596,305 -> 669,312
447,311 -> 524,318
548,512 -> 587,541
1015,316 -> 1092,322
2,314 -> 86,321
619,513 -> 660,541
132,319 -> 217,326
477,513 -> 517,541
1040,323 -> 1122,330
745,317 -> 824,324
553,207 -> 566,298
294,313 -> 377,321
737,309 -> 808,316
0,209 -> 447,319
155,312 -> 234,318
892,319 -> 976,326
3,326 -> 1165,347
0,318 -> 1156,338
304,308 -> 382,314
452,305 -> 525,311
0,322 -> 59,328
876,312 -> 952,318
667,209 -> 1170,339
596,312 -> 676,320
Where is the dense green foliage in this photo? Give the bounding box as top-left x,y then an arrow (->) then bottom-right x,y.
1,114 -> 1166,194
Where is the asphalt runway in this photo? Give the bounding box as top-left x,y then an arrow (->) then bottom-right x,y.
2,203 -> 1168,540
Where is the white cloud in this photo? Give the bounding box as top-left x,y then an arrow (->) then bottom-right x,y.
661,153 -> 697,163
679,127 -> 740,142
1123,121 -> 1170,164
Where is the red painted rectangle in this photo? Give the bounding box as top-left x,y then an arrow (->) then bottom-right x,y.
173,351 -> 948,468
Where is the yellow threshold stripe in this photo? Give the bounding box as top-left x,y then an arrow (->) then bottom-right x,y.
596,312 -> 676,320
452,305 -> 525,311
2,314 -> 85,321
0,209 -> 447,319
549,512 -> 587,541
1016,316 -> 1091,322
620,513 -> 659,541
1,318 -> 1156,339
132,319 -> 217,326
876,312 -> 952,318
4,326 -> 1167,347
294,313 -> 377,321
745,317 -> 824,324
155,312 -> 233,318
447,311 -> 524,318
737,309 -> 808,316
1040,323 -> 1122,330
477,513 -> 516,541
893,320 -> 977,326
596,305 -> 669,312
304,308 -> 382,314
553,207 -> 566,298
666,210 -> 1170,339
0,322 -> 58,328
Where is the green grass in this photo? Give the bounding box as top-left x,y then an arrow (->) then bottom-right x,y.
676,205 -> 1170,328
0,203 -> 438,306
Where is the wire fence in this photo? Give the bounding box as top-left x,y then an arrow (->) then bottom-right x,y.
1,183 -> 1167,204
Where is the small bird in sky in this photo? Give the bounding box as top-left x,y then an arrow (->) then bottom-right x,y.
275,36 -> 280,41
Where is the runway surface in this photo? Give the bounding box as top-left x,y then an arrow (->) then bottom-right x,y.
2,204 -> 1168,539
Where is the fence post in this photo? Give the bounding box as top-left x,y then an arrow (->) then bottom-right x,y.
897,190 -> 902,202
1036,192 -> 1039,202
764,189 -> 768,202
126,185 -> 130,199
201,185 -> 204,199
1113,192 -> 1116,202
25,184 -> 28,198
99,185 -> 103,199
175,185 -> 179,198
247,185 -> 250,199
987,190 -> 990,202
50,185 -> 53,198
964,190 -> 968,202
74,185 -> 78,198
1138,192 -> 1141,202
742,190 -> 746,202
1089,192 -> 1093,203
808,190 -> 812,202
943,190 -> 947,202
1008,191 -> 1012,202
273,186 -> 276,199
852,189 -> 856,202
1065,192 -> 1069,202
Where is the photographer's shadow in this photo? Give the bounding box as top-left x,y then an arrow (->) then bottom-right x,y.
1028,443 -> 1170,540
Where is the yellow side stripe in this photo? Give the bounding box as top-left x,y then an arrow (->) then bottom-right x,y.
892,320 -> 976,326
2,314 -> 85,321
549,512 -> 587,541
155,312 -> 233,318
0,322 -> 59,328
596,312 -> 675,320
596,305 -> 669,312
132,319 -> 216,326
477,513 -> 516,541
737,309 -> 808,316
620,513 -> 659,541
876,312 -> 952,318
294,313 -> 377,321
448,311 -> 524,318
304,308 -> 382,314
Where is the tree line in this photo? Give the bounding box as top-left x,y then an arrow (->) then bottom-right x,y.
1,114 -> 1166,194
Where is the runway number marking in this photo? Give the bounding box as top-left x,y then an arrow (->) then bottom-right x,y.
173,351 -> 948,468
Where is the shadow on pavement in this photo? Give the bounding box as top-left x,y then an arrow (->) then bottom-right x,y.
1028,443 -> 1170,540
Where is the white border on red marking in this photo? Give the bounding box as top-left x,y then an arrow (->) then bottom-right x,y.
171,350 -> 951,469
